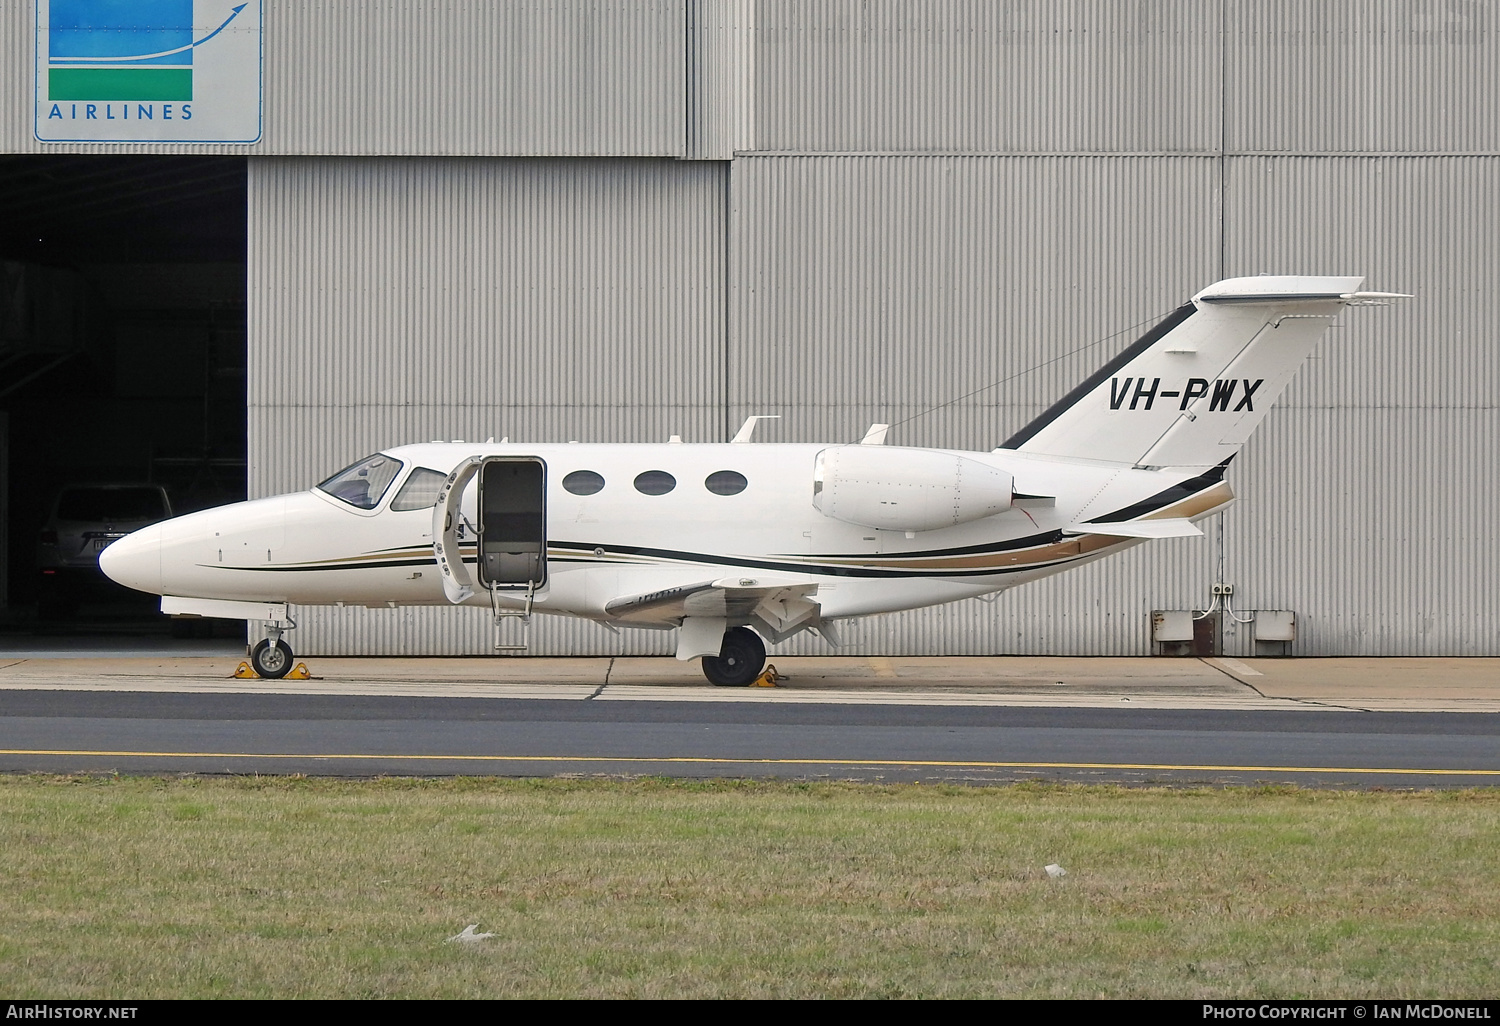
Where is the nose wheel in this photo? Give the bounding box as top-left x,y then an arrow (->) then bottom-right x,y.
700,626 -> 767,687
250,638 -> 295,680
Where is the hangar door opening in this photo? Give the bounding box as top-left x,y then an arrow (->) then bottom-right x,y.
0,155 -> 247,636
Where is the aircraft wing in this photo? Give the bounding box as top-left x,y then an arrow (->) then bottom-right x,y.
604,575 -> 823,643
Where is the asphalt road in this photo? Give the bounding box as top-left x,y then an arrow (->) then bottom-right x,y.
2,689 -> 1497,787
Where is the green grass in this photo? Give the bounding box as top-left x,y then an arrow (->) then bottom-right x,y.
0,777 -> 1497,998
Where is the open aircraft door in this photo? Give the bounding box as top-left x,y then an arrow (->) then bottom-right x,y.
476,458 -> 547,590
434,456 -> 547,631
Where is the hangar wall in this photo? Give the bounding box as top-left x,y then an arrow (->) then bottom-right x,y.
3,0 -> 688,155
254,152 -> 1499,657
247,156 -> 728,500
751,0 -> 1224,153
8,1 -> 1495,655
247,156 -> 731,656
248,0 -> 1498,657
726,152 -> 1499,657
747,0 -> 1500,155
1220,156 -> 1500,655
721,0 -> 1499,657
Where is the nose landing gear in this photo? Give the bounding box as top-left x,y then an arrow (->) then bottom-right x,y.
250,637 -> 295,679
249,616 -> 297,680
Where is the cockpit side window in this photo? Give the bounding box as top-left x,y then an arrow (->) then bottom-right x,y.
390,467 -> 449,511
316,454 -> 405,510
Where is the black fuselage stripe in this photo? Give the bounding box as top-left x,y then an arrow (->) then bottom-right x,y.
205,549 -> 1087,580
548,542 -> 1084,579
806,530 -> 1066,558
209,558 -> 439,573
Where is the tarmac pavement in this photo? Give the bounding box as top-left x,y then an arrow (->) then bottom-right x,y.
0,652 -> 1495,712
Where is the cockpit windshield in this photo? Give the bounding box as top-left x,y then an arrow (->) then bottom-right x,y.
316,454 -> 404,510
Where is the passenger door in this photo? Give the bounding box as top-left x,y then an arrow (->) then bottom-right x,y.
476,458 -> 547,590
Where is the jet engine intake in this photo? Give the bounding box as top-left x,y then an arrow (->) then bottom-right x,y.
812,446 -> 1013,532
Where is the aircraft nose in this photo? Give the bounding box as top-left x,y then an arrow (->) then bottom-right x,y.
99,523 -> 164,595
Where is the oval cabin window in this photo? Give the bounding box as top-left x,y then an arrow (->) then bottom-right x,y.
633,470 -> 676,495
562,470 -> 605,496
704,471 -> 748,496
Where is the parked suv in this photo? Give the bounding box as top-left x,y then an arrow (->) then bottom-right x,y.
38,484 -> 173,617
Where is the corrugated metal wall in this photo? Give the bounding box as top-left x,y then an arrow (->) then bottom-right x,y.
22,1 -> 1492,655
752,0 -> 1223,153
688,0 -> 756,160
747,0 -> 1500,156
725,153 -> 1226,657
723,149 -> 1499,656
10,1 -> 1500,156
5,0 -> 686,155
249,157 -> 727,655
716,0 -> 1500,657
1226,0 -> 1500,154
258,151 -> 1499,658
728,155 -> 1221,449
1220,156 -> 1500,655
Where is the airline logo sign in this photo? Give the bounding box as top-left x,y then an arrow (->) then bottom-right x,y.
35,0 -> 262,143
1109,377 -> 1265,413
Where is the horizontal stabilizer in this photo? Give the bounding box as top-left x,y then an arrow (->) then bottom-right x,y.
1064,518 -> 1203,539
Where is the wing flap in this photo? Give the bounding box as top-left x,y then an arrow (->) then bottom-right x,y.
603,580 -> 719,622
604,577 -> 822,641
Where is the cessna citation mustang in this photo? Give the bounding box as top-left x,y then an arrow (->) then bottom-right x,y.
102,276 -> 1405,684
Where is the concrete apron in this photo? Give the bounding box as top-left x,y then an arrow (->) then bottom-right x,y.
0,655 -> 1496,712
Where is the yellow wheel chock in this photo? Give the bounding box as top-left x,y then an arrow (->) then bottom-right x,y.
231,661 -> 315,680
750,663 -> 782,687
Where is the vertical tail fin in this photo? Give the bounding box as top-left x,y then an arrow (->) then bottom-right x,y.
1001,276 -> 1401,468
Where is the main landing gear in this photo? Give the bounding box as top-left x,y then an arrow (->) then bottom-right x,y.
700,626 -> 766,687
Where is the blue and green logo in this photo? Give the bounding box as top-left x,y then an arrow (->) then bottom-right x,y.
47,0 -> 246,102
36,0 -> 261,143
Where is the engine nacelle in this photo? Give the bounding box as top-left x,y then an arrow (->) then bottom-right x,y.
813,446 -> 1014,533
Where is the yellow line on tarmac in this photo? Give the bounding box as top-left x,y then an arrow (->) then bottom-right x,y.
1,749 -> 1497,776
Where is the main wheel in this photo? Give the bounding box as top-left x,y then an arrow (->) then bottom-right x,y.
700,626 -> 766,686
250,638 -> 294,680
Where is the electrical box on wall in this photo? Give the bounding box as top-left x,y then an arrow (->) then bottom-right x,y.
1254,610 -> 1296,642
1253,610 -> 1296,656
1151,610 -> 1193,643
1152,609 -> 1220,657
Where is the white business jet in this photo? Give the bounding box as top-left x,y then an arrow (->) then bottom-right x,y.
101,276 -> 1404,683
